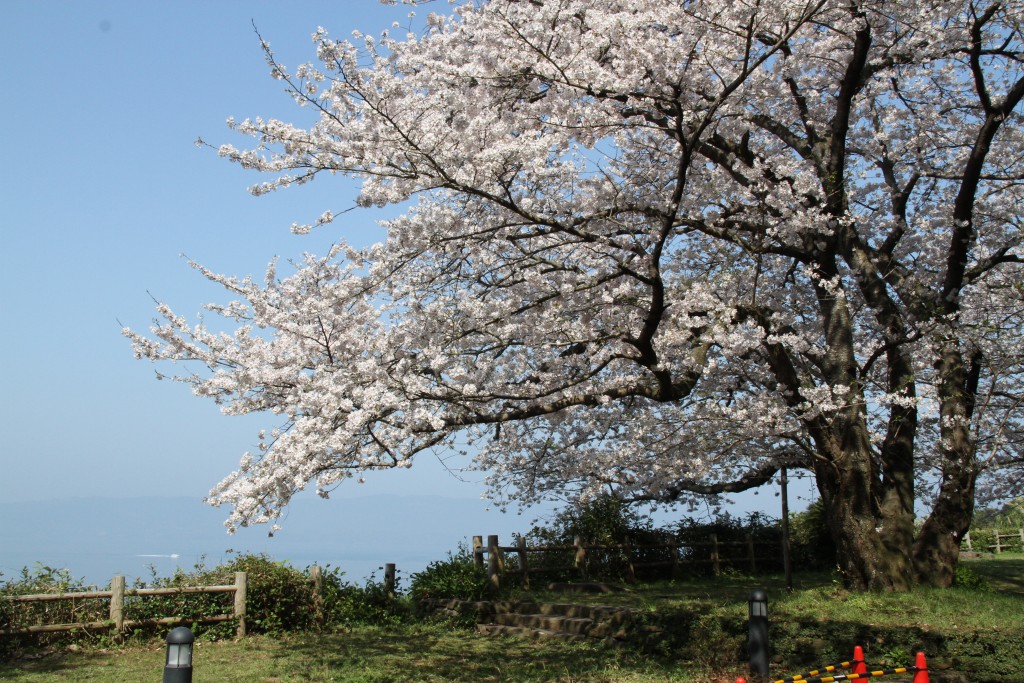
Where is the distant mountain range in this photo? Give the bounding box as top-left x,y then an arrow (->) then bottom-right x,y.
0,494 -> 544,585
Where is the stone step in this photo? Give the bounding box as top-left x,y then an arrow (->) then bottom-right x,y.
422,598 -> 646,646
493,613 -> 596,635
475,623 -> 589,643
423,598 -> 638,623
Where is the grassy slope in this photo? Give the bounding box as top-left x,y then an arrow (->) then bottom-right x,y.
1,556 -> 1021,683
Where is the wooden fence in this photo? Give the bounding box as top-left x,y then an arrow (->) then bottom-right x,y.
963,528 -> 1024,554
472,533 -> 778,591
1,571 -> 247,639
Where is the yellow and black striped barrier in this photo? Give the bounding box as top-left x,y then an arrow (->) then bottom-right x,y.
736,648 -> 928,683
774,644 -> 866,682
775,666 -> 912,683
775,660 -> 856,682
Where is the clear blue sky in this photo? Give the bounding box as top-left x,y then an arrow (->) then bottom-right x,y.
0,1 -> 480,504
0,2 -> 812,534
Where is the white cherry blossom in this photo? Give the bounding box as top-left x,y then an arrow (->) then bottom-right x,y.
127,0 -> 1023,590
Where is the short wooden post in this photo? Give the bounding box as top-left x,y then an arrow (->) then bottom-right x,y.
109,575 -> 125,640
671,542 -> 682,580
994,532 -> 1002,554
234,571 -> 247,638
1019,528 -> 1024,548
624,536 -> 636,583
384,563 -> 397,605
747,533 -> 757,574
473,535 -> 484,569
487,535 -> 501,593
517,535 -> 530,590
574,536 -> 587,579
711,534 -> 721,576
310,565 -> 325,627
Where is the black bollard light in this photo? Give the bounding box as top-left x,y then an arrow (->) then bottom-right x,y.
748,589 -> 769,678
163,626 -> 194,683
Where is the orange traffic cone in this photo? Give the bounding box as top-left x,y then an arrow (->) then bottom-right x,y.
912,652 -> 929,683
853,645 -> 867,674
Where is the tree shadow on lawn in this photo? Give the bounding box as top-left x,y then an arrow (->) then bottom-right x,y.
966,556 -> 1024,595
0,647 -> 153,679
279,625 -> 680,683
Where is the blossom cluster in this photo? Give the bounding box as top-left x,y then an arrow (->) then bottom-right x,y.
127,0 -> 1023,534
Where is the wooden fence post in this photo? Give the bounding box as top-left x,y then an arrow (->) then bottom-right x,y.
624,537 -> 636,583
747,533 -> 756,574
574,536 -> 587,579
517,535 -> 530,590
473,535 -> 484,569
310,565 -> 324,627
109,575 -> 125,640
384,563 -> 397,605
711,534 -> 721,576
994,533 -> 1002,554
234,571 -> 247,638
487,535 -> 501,593
671,543 -> 682,580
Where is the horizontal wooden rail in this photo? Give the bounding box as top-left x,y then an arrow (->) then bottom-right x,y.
963,528 -> 1024,554
6,584 -> 236,603
1,572 -> 247,639
474,533 -> 778,591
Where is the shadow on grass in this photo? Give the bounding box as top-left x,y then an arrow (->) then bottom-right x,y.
277,624 -> 683,682
0,649 -> 117,678
965,555 -> 1024,595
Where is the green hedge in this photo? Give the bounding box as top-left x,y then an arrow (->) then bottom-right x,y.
0,553 -> 407,661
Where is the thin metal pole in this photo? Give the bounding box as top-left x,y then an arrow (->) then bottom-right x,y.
780,467 -> 793,592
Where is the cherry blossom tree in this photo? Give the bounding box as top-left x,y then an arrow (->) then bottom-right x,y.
127,0 -> 1024,590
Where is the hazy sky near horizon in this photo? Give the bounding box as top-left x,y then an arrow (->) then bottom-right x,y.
0,2 -> 812,537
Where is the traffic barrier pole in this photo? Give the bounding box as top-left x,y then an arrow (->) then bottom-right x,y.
912,652 -> 928,683
852,646 -> 867,675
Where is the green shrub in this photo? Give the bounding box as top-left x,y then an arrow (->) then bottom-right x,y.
788,499 -> 837,570
524,496 -> 673,581
125,558 -> 238,640
673,512 -> 784,576
409,549 -> 490,602
0,565 -> 102,662
213,553 -> 314,634
326,569 -> 410,626
952,563 -> 991,591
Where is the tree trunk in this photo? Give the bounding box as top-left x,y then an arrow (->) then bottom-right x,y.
913,476 -> 975,587
912,342 -> 981,586
814,441 -> 916,591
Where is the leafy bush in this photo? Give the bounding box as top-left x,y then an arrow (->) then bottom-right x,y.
327,568 -> 410,626
528,496 -> 647,547
1,552 -> 414,661
213,553 -> 315,633
788,499 -> 837,570
523,496 -> 674,581
409,549 -> 491,602
0,565 -> 105,661
952,563 -> 991,591
973,498 -> 1024,529
125,558 -> 238,640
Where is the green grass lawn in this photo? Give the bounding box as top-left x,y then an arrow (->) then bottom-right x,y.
1,624 -> 705,683
967,553 -> 1024,594
2,556 -> 1021,683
